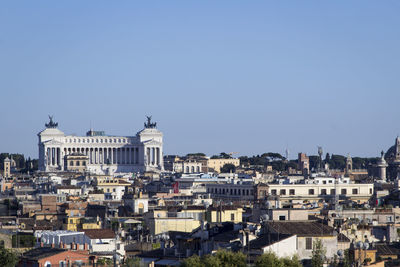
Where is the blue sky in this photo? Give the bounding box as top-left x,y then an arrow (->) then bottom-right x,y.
1,1 -> 399,159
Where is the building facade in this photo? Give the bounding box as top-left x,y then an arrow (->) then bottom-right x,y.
38,116 -> 163,174
207,158 -> 240,173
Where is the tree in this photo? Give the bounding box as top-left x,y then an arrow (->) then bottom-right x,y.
211,152 -> 232,159
123,257 -> 141,267
311,239 -> 326,267
220,164 -> 236,173
255,252 -> 301,267
186,153 -> 206,158
213,250 -> 246,267
0,246 -> 18,267
324,153 -> 330,164
181,250 -> 246,267
281,255 -> 302,267
255,252 -> 284,267
181,254 -> 203,267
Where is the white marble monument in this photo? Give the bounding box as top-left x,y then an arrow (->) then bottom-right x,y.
38,116 -> 163,174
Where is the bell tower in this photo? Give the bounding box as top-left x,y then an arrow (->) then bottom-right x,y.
3,157 -> 11,178
345,154 -> 352,175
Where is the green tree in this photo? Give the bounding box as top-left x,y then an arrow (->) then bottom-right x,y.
282,255 -> 302,267
213,250 -> 246,267
342,249 -> 351,267
123,257 -> 141,267
311,239 -> 326,267
181,254 -> 203,267
324,153 -> 330,164
0,246 -> 18,267
211,152 -> 232,159
186,153 -> 206,158
220,164 -> 236,173
181,250 -> 246,267
255,252 -> 301,267
255,252 -> 284,267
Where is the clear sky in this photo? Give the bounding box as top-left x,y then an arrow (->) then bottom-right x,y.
1,1 -> 399,159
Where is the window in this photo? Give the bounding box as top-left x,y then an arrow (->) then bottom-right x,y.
323,181 -> 326,184
329,180 -> 333,183
330,189 -> 336,195
279,215 -> 286,221
113,188 -> 116,192
306,237 -> 312,250
70,219 -> 73,224
59,261 -> 66,267
70,161 -> 74,166
352,189 -> 358,195
280,189 -> 286,195
341,189 -> 347,195
289,189 -> 295,195
309,189 -> 314,195
271,189 -> 277,195
231,214 -> 235,221
82,161 -> 86,166
76,161 -> 80,166
370,188 -> 373,194
321,189 -> 327,195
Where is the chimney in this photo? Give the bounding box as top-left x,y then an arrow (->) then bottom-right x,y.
76,243 -> 80,250
71,242 -> 75,250
59,241 -> 63,249
84,243 -> 89,251
64,243 -> 67,249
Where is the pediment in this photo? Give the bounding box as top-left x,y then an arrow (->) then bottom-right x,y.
143,139 -> 161,146
43,139 -> 64,146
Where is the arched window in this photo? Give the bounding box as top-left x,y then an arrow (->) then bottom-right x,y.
76,161 -> 80,166
197,166 -> 200,173
70,161 -> 74,166
186,166 -> 189,173
191,166 -> 195,173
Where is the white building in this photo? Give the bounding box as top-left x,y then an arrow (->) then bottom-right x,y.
38,116 -> 163,174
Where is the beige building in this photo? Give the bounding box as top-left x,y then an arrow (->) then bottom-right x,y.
95,177 -> 131,200
65,153 -> 88,172
267,181 -> 373,204
148,217 -> 201,236
173,160 -> 202,173
206,206 -> 243,223
207,158 -> 240,173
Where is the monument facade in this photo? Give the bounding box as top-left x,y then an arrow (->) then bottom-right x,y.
38,116 -> 163,174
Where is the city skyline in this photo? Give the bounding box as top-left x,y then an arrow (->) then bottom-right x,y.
1,1 -> 400,158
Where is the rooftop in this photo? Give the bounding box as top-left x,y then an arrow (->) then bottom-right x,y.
266,221 -> 335,237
